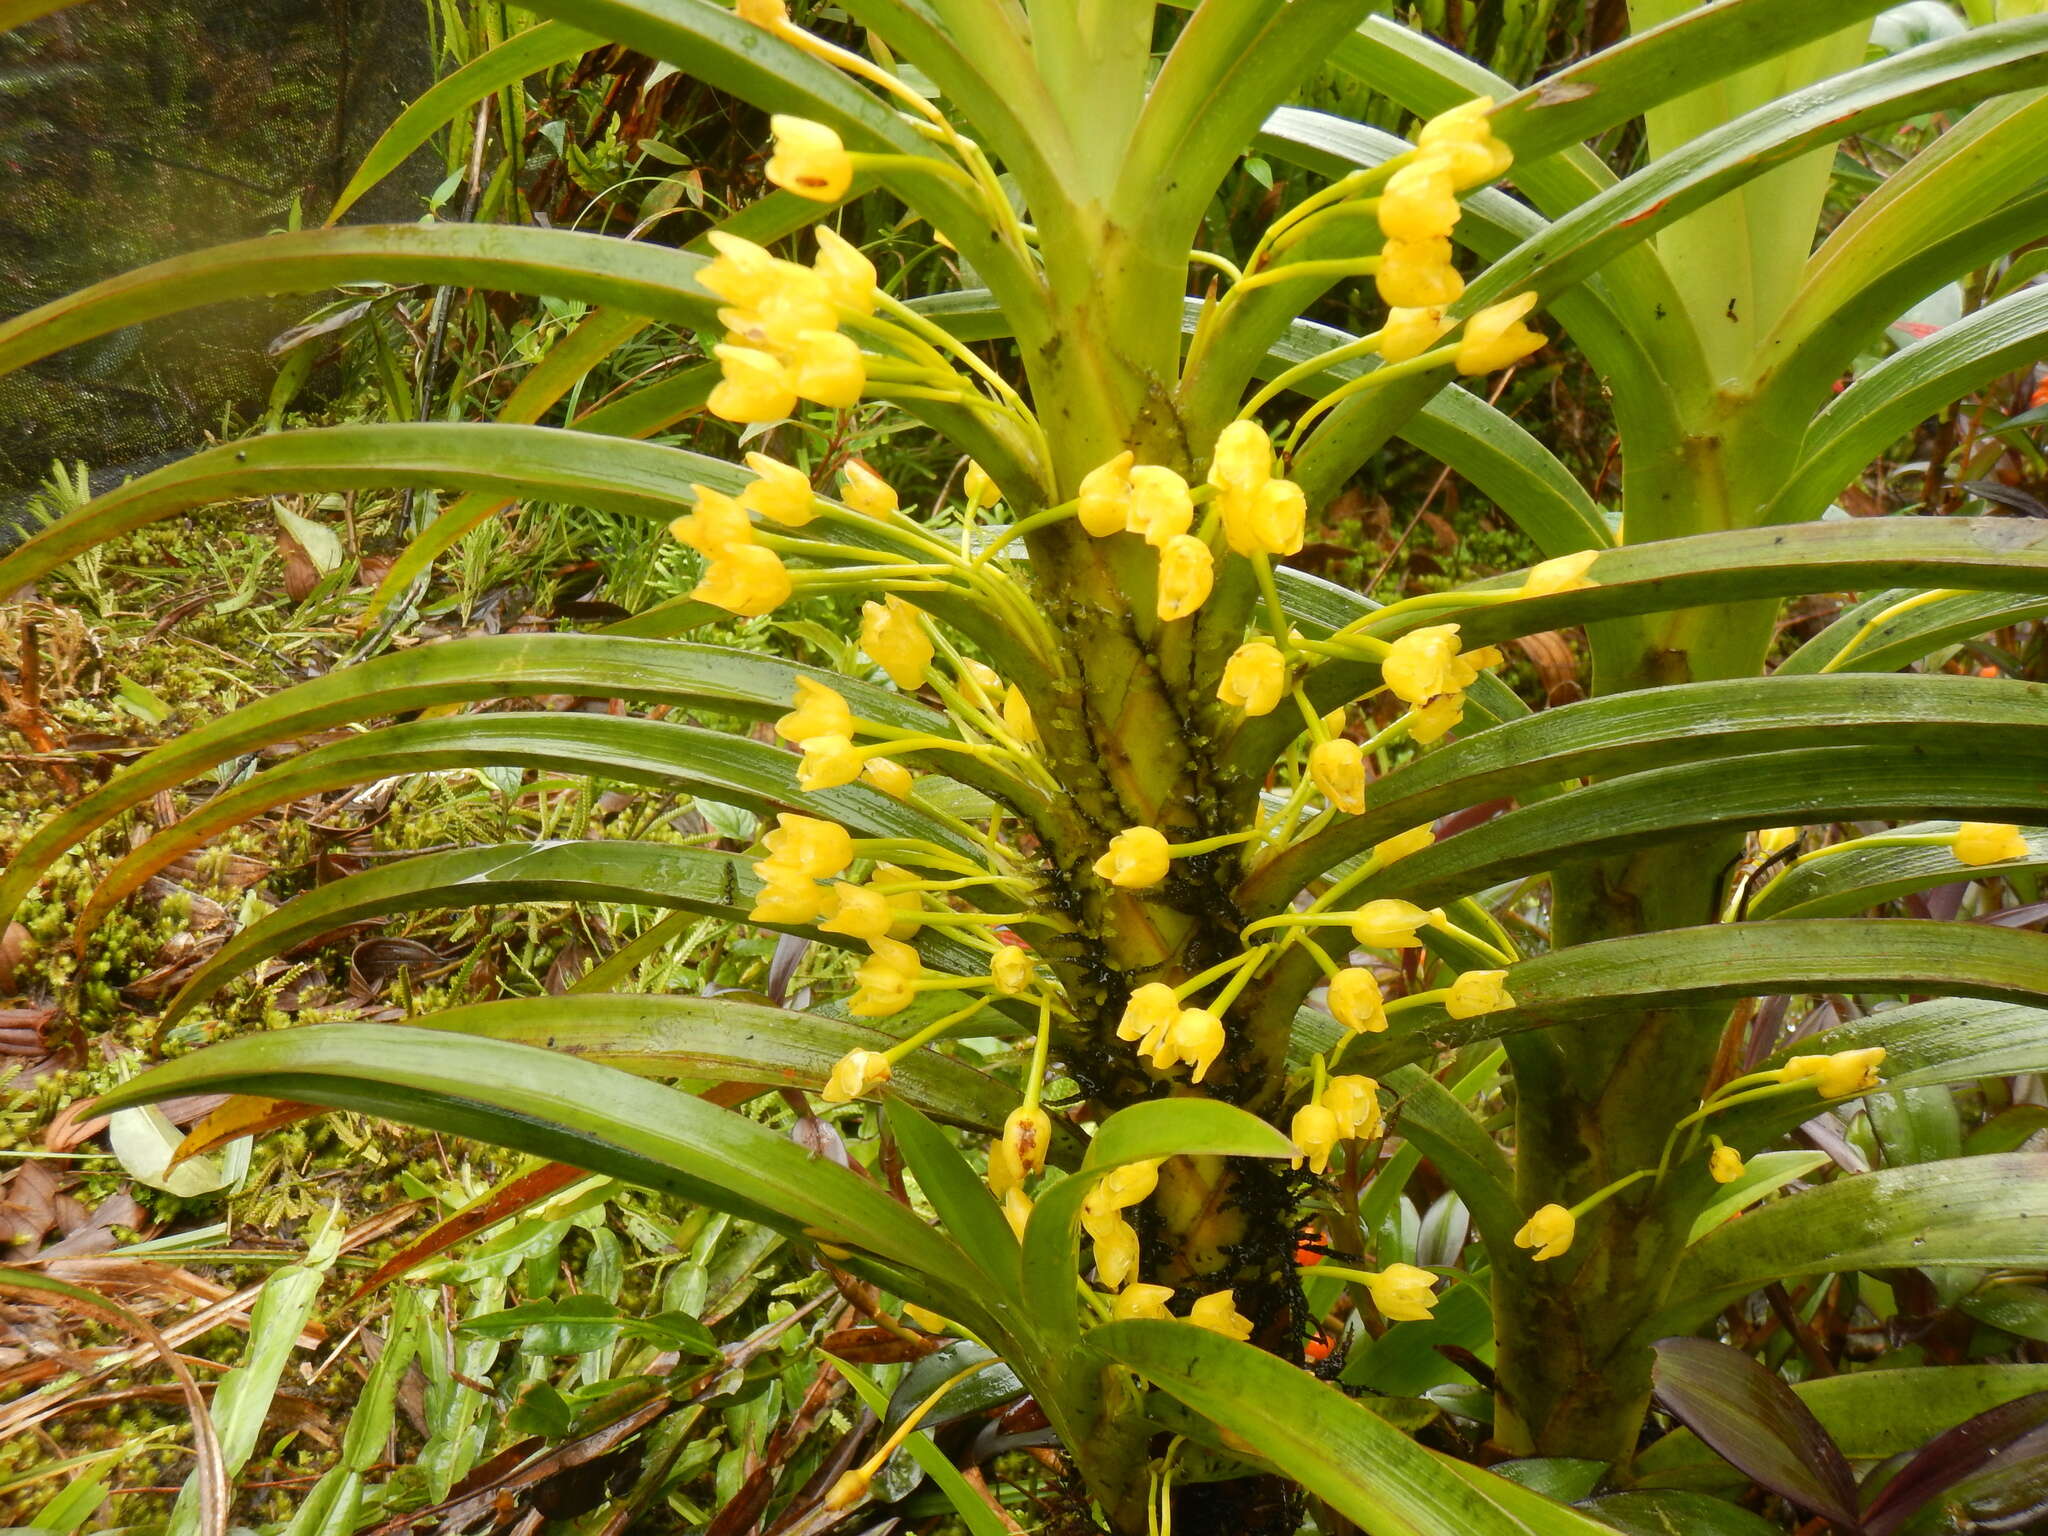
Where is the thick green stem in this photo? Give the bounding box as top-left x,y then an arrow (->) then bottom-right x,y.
1491,414 -> 1794,1462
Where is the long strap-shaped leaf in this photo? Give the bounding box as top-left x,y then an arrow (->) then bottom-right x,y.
156,842 -> 1018,1031
1242,672 -> 2046,906
1091,1320 -> 1612,1535
68,713 -> 987,944
1779,587 -> 2048,675
1293,17 -> 2048,501
0,225 -> 710,381
522,0 -> 1051,357
0,421 -> 1028,662
1343,920 -> 2048,1078
1472,18 -> 2048,322
1720,998 -> 2048,1148
1256,516 -> 2048,771
1769,284 -> 2048,526
1328,744 -> 2048,915
1661,1154 -> 2048,1336
87,1024 -> 984,1309
1487,0 -> 1903,172
366,992 -> 1034,1137
1113,0 -> 1377,269
326,22 -> 603,222
0,632 -> 1023,932
0,228 -> 1033,489
1748,822 -> 2048,921
1758,91 -> 2048,402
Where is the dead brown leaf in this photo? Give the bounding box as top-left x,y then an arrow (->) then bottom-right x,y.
278,528 -> 321,602
1512,631 -> 1584,706
0,921 -> 28,992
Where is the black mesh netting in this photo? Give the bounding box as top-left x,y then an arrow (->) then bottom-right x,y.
1,0 -> 435,526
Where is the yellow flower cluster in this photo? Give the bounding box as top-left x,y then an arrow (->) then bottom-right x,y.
1371,102 -> 1545,375
1380,623 -> 1504,744
1376,100 -> 1508,306
1103,1283 -> 1255,1338
1074,451 -> 1213,620
670,482 -> 797,617
1774,1046 -> 1885,1099
1514,1202 -> 1575,1262
775,676 -> 918,800
1117,983 -> 1227,1084
764,114 -> 854,203
1290,1073 -> 1383,1174
1953,821 -> 2028,867
1069,422 -> 1313,626
698,225 -> 874,424
1081,1158 -> 1160,1290
1361,1263 -> 1439,1322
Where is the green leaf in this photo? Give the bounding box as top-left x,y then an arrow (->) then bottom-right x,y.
67,711 -> 992,943
1761,91 -> 2048,402
1778,587 -> 2048,676
87,1024 -> 983,1311
1244,520 -> 2048,786
326,23 -> 602,222
1331,745 -> 2046,918
1344,921 -> 2048,1078
167,1224 -> 338,1536
1686,1152 -> 1833,1243
1483,0 -> 1903,170
156,841 -> 1010,1029
1771,284 -> 2048,526
1243,673 -> 2047,906
1749,821 -> 2048,920
1961,1285 -> 2048,1345
1017,1101 -> 1292,1361
1633,1364 -> 2048,1482
1116,0 -> 1378,266
0,422 -> 1022,657
1082,1098 -> 1293,1171
1663,1154 -> 2048,1332
457,1294 -> 627,1355
1091,1320 -> 1614,1535
0,629 -> 996,934
883,1098 -> 1020,1291
0,226 -> 713,388
1580,1491 -> 1785,1536
392,992 -> 1032,1136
